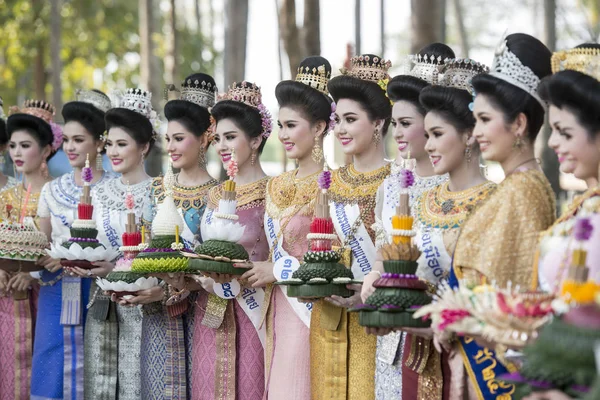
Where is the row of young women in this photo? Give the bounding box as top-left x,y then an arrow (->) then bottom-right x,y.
0,30 -> 598,400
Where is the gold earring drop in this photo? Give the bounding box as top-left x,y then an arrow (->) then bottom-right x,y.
311,136 -> 323,163
372,128 -> 382,145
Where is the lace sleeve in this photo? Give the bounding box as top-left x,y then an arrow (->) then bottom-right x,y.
372,184 -> 388,249
37,182 -> 51,218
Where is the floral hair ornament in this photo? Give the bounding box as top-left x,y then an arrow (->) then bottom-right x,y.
377,78 -> 393,105
218,81 -> 272,139
328,102 -> 337,133
206,115 -> 217,144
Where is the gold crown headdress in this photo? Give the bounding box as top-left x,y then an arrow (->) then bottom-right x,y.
440,58 -> 490,94
76,89 -> 112,113
296,64 -> 331,95
408,53 -> 449,85
489,36 -> 545,108
218,81 -> 272,138
551,47 -> 600,82
341,55 -> 392,84
11,99 -> 56,124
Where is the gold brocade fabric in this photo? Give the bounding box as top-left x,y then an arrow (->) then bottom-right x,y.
208,177 -> 269,210
329,163 -> 391,242
453,169 -> 556,287
0,184 -> 41,225
265,169 -> 320,220
415,181 -> 497,230
310,302 -> 376,400
152,175 -> 217,211
310,164 -> 387,400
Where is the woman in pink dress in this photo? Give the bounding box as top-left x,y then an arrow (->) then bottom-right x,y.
191,81 -> 270,400
238,56 -> 333,399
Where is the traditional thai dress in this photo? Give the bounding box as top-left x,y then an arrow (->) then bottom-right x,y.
451,169 -> 555,399
372,161 -> 447,400
31,171 -> 114,400
534,186 -> 600,292
1,176 -> 17,191
193,177 -> 269,400
400,181 -> 496,400
141,175 -> 217,400
263,170 -> 319,400
0,184 -> 42,400
310,163 -> 389,400
84,177 -> 152,400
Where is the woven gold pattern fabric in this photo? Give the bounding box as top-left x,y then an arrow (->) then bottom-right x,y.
208,177 -> 269,210
453,170 -> 555,287
265,169 -> 319,220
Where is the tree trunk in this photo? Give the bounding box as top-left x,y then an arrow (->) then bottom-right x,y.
164,0 -> 178,85
302,0 -> 320,57
32,0 -> 46,101
196,0 -> 202,34
541,0 -> 561,198
410,0 -> 444,53
139,0 -> 162,177
50,0 -> 62,116
224,0 -> 249,88
453,0 -> 469,57
278,0 -> 302,79
355,0 -> 361,54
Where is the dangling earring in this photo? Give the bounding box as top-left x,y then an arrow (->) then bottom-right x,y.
251,151 -> 257,166
140,154 -> 145,165
513,135 -> 524,152
464,146 -> 472,163
41,161 -> 49,179
372,128 -> 382,146
198,149 -> 206,168
96,149 -> 103,171
311,136 -> 323,163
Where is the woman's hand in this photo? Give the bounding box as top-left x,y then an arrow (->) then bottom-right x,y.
238,261 -> 276,288
70,261 -> 114,279
361,271 -> 381,303
398,327 -> 434,339
37,256 -> 63,273
202,272 -> 237,284
324,284 -> 362,308
8,272 -> 35,292
115,285 -> 164,306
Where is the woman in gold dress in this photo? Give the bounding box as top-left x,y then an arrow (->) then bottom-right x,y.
451,33 -> 556,399
0,99 -> 60,400
309,54 -> 392,400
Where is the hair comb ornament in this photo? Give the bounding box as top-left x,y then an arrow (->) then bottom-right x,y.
408,53 -> 450,85
10,99 -> 63,151
218,81 -> 272,138
296,64 -> 331,95
440,58 -> 490,94
340,54 -> 392,84
75,89 -> 112,113
489,36 -> 545,108
118,88 -> 162,134
551,47 -> 600,82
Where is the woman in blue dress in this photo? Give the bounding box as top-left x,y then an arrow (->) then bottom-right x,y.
32,89 -> 115,400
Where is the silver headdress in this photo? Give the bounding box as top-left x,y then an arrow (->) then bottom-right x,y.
408,54 -> 449,85
76,89 -> 112,113
489,37 -> 545,108
440,58 -> 489,94
118,88 -> 161,133
180,78 -> 217,109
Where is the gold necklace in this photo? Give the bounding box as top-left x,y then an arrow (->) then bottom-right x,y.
329,163 -> 390,205
266,169 -> 319,219
417,181 -> 496,229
